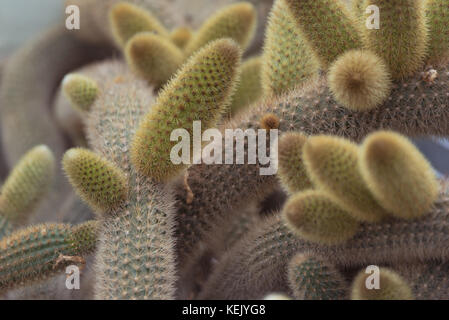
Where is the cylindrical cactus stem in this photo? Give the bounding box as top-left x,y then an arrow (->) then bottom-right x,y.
125,32 -> 184,89
288,253 -> 347,300
0,221 -> 99,290
229,56 -> 263,115
62,148 -> 128,216
328,50 -> 392,111
0,145 -> 55,225
277,132 -> 312,194
426,0 -> 449,64
283,191 -> 360,245
351,267 -> 414,300
170,27 -> 193,50
303,135 -> 388,222
62,73 -> 99,112
131,39 -> 241,181
284,0 -> 362,68
363,0 -> 428,79
185,2 -> 257,56
359,131 -> 439,220
262,0 -> 319,96
108,2 -> 169,48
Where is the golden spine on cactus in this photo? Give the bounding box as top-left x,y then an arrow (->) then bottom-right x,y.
351,267 -> 414,300
277,132 -> 312,194
229,56 -> 263,114
283,190 -> 359,245
284,0 -> 362,68
0,145 -> 54,224
359,131 -> 439,220
262,0 -> 319,96
303,135 -> 388,222
363,0 -> 428,79
62,73 -> 99,112
125,32 -> 184,89
185,2 -> 257,56
426,0 -> 449,64
0,221 -> 98,290
328,50 -> 391,111
288,253 -> 347,300
109,2 -> 169,48
62,148 -> 128,215
170,27 -> 193,50
131,39 -> 241,181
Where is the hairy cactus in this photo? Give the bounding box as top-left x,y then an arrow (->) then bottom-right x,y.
288,253 -> 347,300
170,27 -> 193,50
185,2 -> 257,56
0,221 -> 98,291
125,32 -> 184,88
351,267 -> 414,300
109,2 -> 169,48
426,0 -> 449,64
131,39 -> 241,181
359,131 -> 439,219
62,74 -> 99,112
262,0 -> 319,96
283,191 -> 359,245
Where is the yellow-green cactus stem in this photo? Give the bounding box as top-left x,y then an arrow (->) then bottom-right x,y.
426,0 -> 449,64
262,0 -> 319,96
284,0 -> 362,68
303,135 -> 388,222
170,27 -> 193,50
277,132 -> 312,194
229,56 -> 263,114
0,145 -> 54,224
363,0 -> 428,79
0,221 -> 98,290
109,2 -> 169,48
125,32 -> 184,88
283,190 -> 360,245
359,131 -> 439,220
62,73 -> 99,112
351,267 -> 414,300
185,2 -> 257,56
328,50 -> 391,111
62,148 -> 128,215
131,39 -> 241,181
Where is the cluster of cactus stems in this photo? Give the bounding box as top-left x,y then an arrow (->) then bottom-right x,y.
0,0 -> 448,300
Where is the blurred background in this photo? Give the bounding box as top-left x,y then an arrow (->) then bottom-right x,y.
0,0 -> 448,176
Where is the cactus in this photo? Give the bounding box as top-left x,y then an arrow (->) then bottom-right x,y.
185,2 -> 257,56
229,57 -> 263,115
359,131 -> 439,220
363,0 -> 427,79
62,74 -> 99,112
0,146 -> 54,225
125,32 -> 184,88
351,267 -> 414,300
277,132 -> 311,194
170,27 -> 193,50
109,2 -> 169,48
288,253 -> 347,300
0,221 -> 98,290
62,148 -> 129,215
283,191 -> 359,245
262,0 -> 319,96
328,50 -> 391,111
284,0 -> 362,68
303,135 -> 388,222
131,39 -> 241,181
426,0 -> 449,64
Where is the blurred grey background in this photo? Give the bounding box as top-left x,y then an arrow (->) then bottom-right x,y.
0,0 -> 448,175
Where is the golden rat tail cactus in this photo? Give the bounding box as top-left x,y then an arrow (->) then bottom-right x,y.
131,39 -> 241,181
62,73 -> 99,112
351,267 -> 414,300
